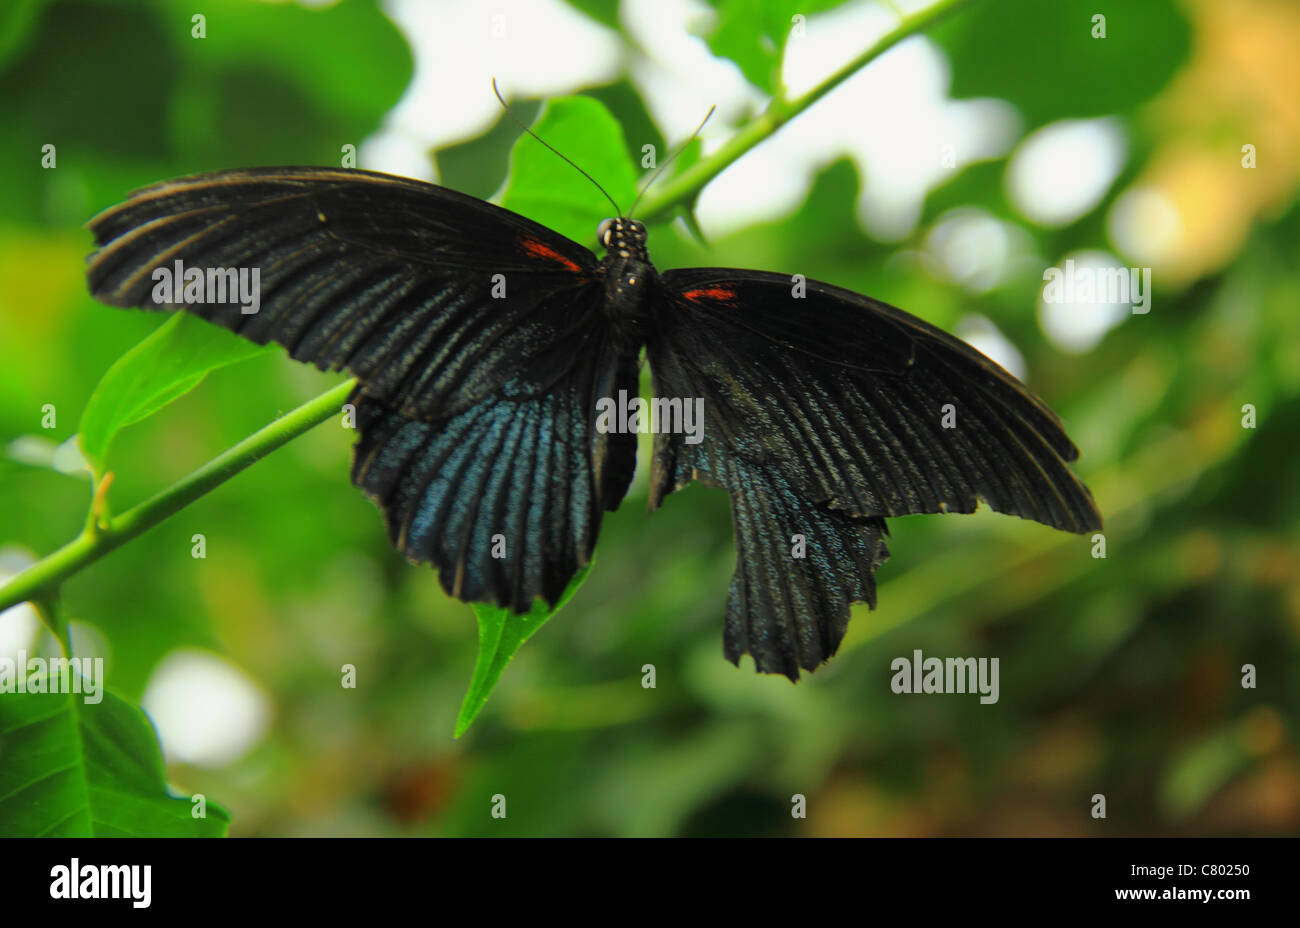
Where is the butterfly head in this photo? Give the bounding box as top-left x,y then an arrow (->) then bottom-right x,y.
597,218 -> 647,257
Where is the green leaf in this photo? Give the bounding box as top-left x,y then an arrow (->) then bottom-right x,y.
163,0 -> 411,168
436,100 -> 541,201
0,2 -> 182,225
501,96 -> 638,245
580,81 -> 667,170
79,313 -> 272,471
0,676 -> 229,837
695,0 -> 842,95
561,0 -> 622,30
163,0 -> 411,131
933,0 -> 1191,130
697,0 -> 781,94
455,565 -> 594,738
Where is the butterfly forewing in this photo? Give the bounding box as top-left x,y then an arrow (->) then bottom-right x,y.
86,166 -> 636,613
651,268 -> 1100,532
86,167 -> 601,421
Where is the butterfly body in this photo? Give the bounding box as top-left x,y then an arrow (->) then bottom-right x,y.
86,166 -> 1100,680
594,217 -> 657,340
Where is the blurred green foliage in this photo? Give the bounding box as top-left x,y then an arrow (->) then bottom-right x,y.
0,0 -> 1297,837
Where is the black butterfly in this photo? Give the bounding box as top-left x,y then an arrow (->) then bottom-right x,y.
85,165 -> 1100,681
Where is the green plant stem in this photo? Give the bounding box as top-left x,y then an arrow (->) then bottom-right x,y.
636,0 -> 977,222
0,379 -> 358,613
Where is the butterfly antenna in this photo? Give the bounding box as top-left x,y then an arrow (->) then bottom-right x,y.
492,77 -> 623,217
628,104 -> 716,218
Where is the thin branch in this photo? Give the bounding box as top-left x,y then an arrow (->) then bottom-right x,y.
0,379 -> 357,613
635,0 -> 977,222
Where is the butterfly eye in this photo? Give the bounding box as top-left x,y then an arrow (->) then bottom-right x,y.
596,218 -> 614,247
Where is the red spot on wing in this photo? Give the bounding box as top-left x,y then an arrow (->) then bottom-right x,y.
519,236 -> 582,272
681,286 -> 738,303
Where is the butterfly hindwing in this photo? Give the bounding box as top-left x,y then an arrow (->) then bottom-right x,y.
727,485 -> 889,680
350,344 -> 639,612
648,268 -> 1100,678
